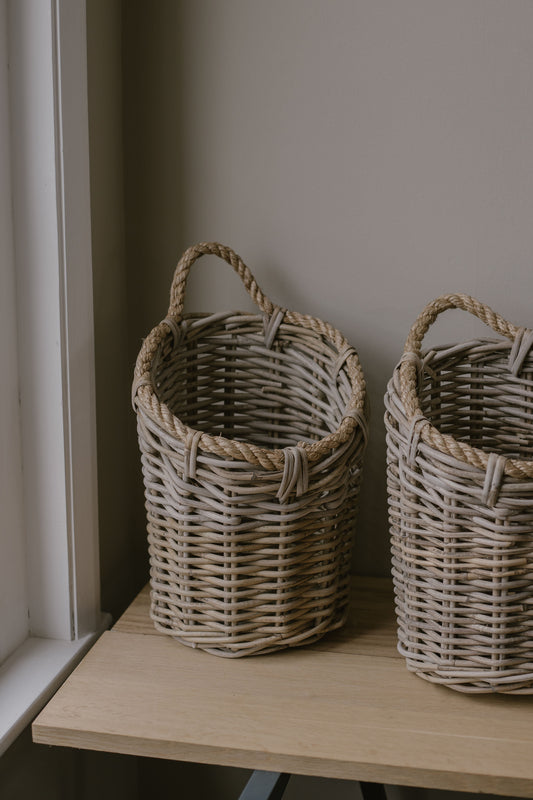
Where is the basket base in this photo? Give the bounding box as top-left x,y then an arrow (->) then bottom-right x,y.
151,610 -> 348,658
403,660 -> 533,694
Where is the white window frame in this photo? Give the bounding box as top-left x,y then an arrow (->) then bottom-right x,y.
0,0 -> 109,755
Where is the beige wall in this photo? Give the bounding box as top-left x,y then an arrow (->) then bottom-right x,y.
123,0 -> 533,578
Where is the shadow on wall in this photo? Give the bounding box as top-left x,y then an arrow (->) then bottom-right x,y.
122,3 -> 193,601
123,1 -> 192,354
88,0 -> 149,621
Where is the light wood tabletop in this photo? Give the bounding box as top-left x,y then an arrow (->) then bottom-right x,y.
32,577 -> 533,797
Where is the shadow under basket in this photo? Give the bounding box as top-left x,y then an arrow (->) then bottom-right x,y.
132,242 -> 368,657
385,293 -> 533,693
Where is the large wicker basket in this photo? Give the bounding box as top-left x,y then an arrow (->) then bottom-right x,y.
385,294 -> 533,693
132,242 -> 368,657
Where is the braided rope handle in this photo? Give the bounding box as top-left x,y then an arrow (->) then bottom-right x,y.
400,294 -> 519,417
404,294 -> 518,355
133,243 -> 367,471
168,242 -> 275,319
398,293 -> 533,479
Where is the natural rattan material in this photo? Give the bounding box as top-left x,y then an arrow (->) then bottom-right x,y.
133,243 -> 368,657
385,294 -> 533,693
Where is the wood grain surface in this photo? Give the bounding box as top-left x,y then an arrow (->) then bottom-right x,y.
33,577 -> 533,796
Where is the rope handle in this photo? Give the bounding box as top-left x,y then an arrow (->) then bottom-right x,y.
403,294 -> 519,357
400,294 -> 526,418
168,242 -> 275,320
133,242 -> 368,476
398,293 -> 533,480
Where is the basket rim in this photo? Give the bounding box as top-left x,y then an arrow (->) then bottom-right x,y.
391,336 -> 533,480
133,308 -> 368,471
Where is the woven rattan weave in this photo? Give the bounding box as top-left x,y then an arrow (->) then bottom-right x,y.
133,243 -> 367,657
385,294 -> 533,693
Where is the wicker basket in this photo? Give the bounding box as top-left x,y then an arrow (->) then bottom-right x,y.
385,294 -> 533,693
132,242 -> 368,657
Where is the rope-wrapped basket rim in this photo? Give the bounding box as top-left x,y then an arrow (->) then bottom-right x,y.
398,293 -> 533,479
132,242 -> 367,471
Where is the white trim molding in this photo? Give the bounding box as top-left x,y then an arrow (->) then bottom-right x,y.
0,0 -> 109,755
0,622 -> 108,755
9,0 -> 101,640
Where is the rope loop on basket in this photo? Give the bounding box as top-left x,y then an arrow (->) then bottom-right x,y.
183,429 -> 203,481
333,345 -> 358,379
131,376 -> 152,409
407,414 -> 428,468
263,306 -> 286,349
482,452 -> 507,508
399,350 -> 423,390
161,316 -> 184,349
397,293 -> 533,480
343,408 -> 369,446
277,446 -> 309,504
508,328 -> 533,377
133,243 -> 367,471
400,350 -> 422,368
168,242 -> 274,320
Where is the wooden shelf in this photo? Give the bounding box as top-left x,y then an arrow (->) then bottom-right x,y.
32,577 -> 533,797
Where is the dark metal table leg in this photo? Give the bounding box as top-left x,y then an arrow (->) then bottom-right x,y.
359,782 -> 387,800
238,770 -> 291,800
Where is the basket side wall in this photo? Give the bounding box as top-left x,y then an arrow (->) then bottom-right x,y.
385,367 -> 533,693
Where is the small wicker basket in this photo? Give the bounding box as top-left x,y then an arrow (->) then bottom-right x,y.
385,294 -> 533,693
132,242 -> 368,657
